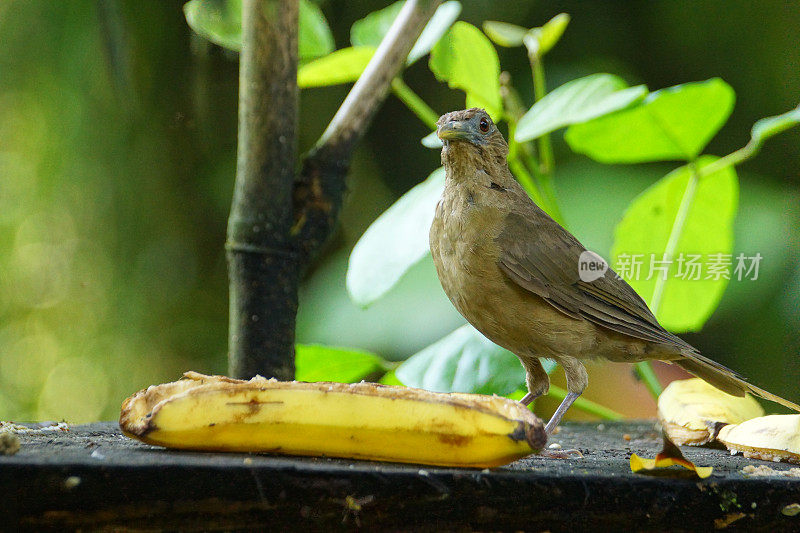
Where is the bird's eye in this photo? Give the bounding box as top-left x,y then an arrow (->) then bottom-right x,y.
479,117 -> 490,133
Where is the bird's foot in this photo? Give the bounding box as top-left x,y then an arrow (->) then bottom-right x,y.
537,448 -> 584,459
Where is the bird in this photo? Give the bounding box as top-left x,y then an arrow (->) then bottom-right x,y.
429,107 -> 799,435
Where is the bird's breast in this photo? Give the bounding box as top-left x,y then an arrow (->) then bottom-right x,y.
430,184 -> 507,317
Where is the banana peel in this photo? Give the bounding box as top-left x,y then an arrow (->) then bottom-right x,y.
120,372 -> 547,468
658,378 -> 764,446
630,430 -> 713,479
717,414 -> 800,464
656,379 -> 800,465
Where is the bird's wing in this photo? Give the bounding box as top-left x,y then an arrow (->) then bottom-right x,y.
496,210 -> 694,351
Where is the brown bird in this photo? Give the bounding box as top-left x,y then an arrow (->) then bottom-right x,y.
430,107 -> 799,434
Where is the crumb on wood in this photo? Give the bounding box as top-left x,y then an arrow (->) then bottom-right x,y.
741,464 -> 800,478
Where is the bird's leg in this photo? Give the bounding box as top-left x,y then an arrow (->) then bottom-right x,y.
519,357 -> 550,406
545,391 -> 581,434
545,358 -> 588,434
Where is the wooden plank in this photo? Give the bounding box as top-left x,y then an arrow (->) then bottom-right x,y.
2,421 -> 799,531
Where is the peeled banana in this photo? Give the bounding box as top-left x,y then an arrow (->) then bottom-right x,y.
120,372 -> 546,468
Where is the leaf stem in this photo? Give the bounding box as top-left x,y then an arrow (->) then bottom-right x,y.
634,361 -> 663,398
499,72 -> 566,223
508,153 -> 546,206
531,60 -> 553,172
391,77 -> 439,129
547,385 -> 624,420
528,55 -> 565,225
697,135 -> 769,178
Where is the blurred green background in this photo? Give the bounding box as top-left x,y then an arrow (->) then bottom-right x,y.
1,1 -> 797,423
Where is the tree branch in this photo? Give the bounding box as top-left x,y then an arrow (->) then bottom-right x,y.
293,0 -> 441,257
226,0 -> 299,379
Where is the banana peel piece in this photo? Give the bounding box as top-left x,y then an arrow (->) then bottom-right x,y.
120,372 -> 547,468
717,414 -> 800,464
657,378 -> 764,446
630,430 -> 713,479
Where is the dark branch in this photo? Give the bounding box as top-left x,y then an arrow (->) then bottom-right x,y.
229,0 -> 298,249
293,0 -> 441,257
226,0 -> 299,379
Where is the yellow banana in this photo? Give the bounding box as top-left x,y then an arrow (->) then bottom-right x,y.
120,372 -> 546,468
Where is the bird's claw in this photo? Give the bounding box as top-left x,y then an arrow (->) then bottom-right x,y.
538,448 -> 584,459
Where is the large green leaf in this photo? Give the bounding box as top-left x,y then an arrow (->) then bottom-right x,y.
295,344 -> 386,383
395,325 -> 556,395
346,168 -> 444,307
611,156 -> 738,332
429,21 -> 503,119
298,46 -> 376,88
298,0 -> 335,59
350,1 -> 461,65
184,0 -> 333,59
565,78 -> 735,163
515,74 -> 647,141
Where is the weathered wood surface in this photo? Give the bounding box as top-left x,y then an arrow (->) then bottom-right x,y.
3,421 -> 799,531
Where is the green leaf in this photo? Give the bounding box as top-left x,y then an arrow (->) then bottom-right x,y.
350,1 -> 404,48
183,0 -> 333,59
484,13 -> 569,55
429,21 -> 503,119
298,0 -> 335,60
346,168 -> 444,306
749,105 -> 800,151
421,131 -> 442,148
298,46 -> 376,88
395,325 -> 556,395
565,78 -> 736,163
533,13 -> 570,56
350,1 -> 461,65
409,1 -> 462,64
184,0 -> 242,51
611,156 -> 738,332
379,370 -> 404,386
295,344 -> 386,383
515,74 -> 647,141
483,21 -> 528,48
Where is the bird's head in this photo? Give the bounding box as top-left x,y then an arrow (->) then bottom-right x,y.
436,108 -> 508,169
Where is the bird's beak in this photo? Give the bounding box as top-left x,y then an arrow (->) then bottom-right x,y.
437,120 -> 471,141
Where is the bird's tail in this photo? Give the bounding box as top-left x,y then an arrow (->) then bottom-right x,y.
675,353 -> 800,412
